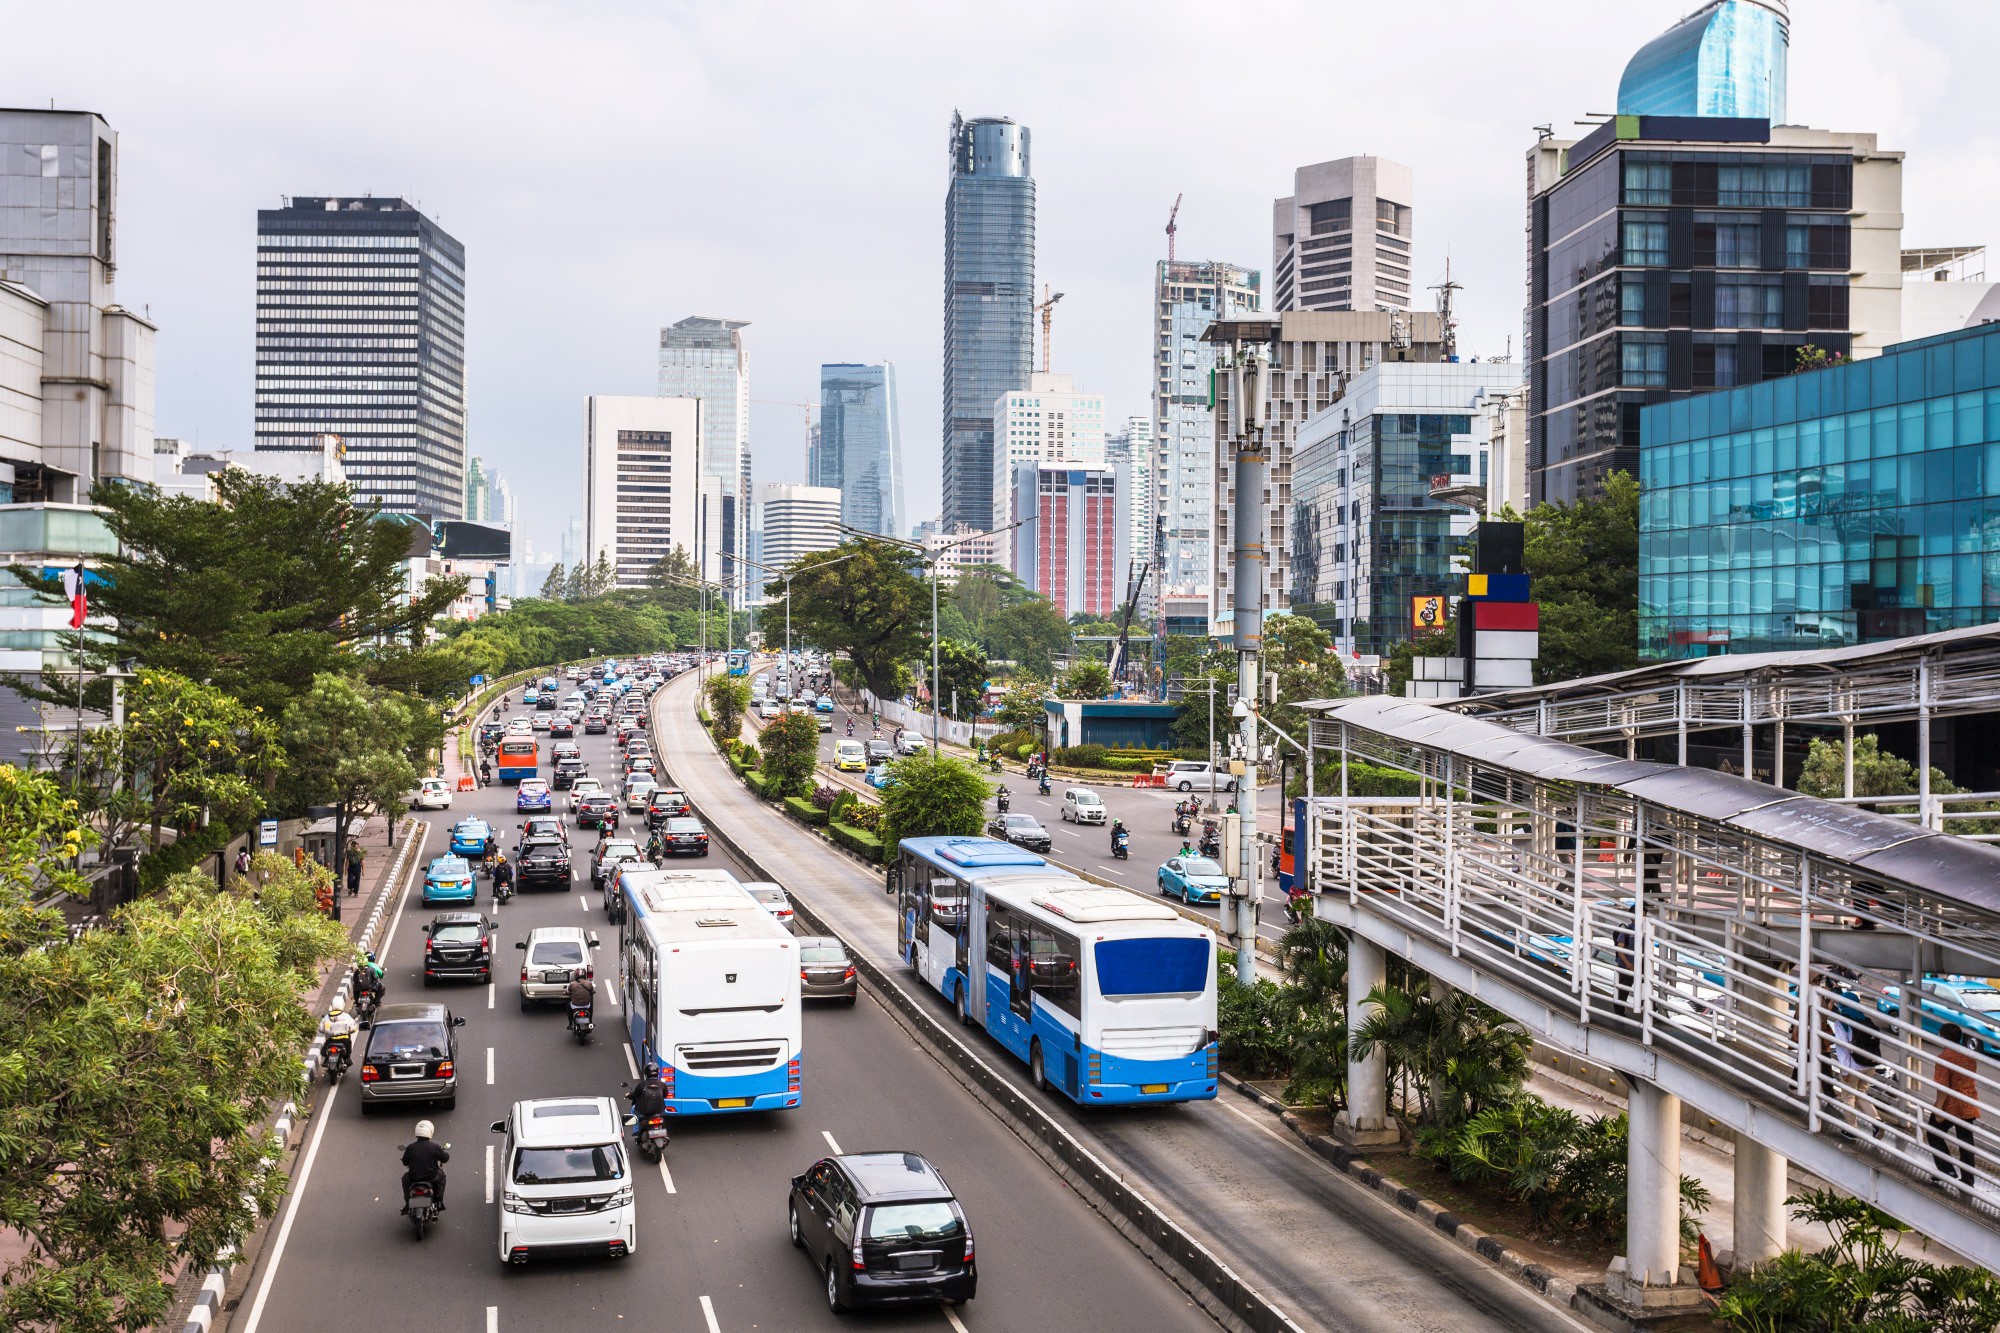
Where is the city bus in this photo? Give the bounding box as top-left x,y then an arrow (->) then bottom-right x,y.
726,649 -> 750,677
495,735 -> 539,785
892,836 -> 1218,1105
617,866 -> 802,1115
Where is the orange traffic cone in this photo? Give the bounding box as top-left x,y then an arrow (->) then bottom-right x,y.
1696,1234 -> 1724,1293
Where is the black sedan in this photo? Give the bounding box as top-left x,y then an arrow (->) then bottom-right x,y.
548,714 -> 576,738
550,758 -> 587,790
865,739 -> 895,765
789,1152 -> 975,1311
987,813 -> 1052,853
421,912 -> 494,985
661,816 -> 710,857
514,836 -> 573,891
575,794 -> 620,831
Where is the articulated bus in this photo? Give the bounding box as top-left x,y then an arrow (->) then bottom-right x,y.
617,866 -> 802,1115
726,649 -> 751,677
892,836 -> 1218,1105
495,736 -> 539,785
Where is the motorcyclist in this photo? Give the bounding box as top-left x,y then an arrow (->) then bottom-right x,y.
1038,771 -> 1051,797
320,996 -> 358,1067
491,853 -> 515,902
996,788 -> 1011,814
567,974 -> 596,1028
1178,840 -> 1195,859
845,719 -> 854,737
1110,818 -> 1128,852
401,1120 -> 449,1213
478,757 -> 492,787
352,952 -> 386,1011
628,1061 -> 669,1125
646,828 -> 666,865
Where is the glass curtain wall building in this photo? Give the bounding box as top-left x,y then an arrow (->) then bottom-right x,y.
1619,0 -> 1789,121
1639,323 -> 2000,658
942,114 -> 1035,534
255,196 -> 467,517
658,316 -> 751,601
816,362 -> 903,538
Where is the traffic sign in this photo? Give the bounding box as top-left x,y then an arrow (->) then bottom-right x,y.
258,819 -> 279,849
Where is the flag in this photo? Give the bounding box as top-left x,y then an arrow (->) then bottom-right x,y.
60,564 -> 88,630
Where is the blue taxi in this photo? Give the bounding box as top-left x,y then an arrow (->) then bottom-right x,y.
449,817 -> 492,859
421,855 -> 477,907
1158,855 -> 1229,904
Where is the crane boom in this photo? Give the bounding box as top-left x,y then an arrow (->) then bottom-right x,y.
1166,192 -> 1182,263
1108,559 -> 1152,682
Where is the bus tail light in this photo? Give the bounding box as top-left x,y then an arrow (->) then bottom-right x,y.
788,1055 -> 801,1093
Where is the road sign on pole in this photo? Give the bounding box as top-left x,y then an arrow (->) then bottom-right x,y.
258,819 -> 279,849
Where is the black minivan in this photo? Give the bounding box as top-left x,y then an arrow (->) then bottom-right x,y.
788,1152 -> 975,1312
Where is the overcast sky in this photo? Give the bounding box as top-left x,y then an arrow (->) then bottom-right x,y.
7,0 -> 1996,559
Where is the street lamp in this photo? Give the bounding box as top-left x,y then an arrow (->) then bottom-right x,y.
838,518 -> 1032,755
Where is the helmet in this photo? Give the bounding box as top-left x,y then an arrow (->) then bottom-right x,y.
329,997 -> 346,1016
644,1060 -> 659,1077
414,1119 -> 435,1140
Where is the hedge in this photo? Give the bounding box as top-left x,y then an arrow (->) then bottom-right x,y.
782,795 -> 828,826
743,769 -> 773,799
828,819 -> 885,862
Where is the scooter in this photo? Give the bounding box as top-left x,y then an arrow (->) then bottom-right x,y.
1172,807 -> 1193,837
1283,887 -> 1313,925
984,755 -> 1003,773
1111,829 -> 1130,861
568,1004 -> 594,1045
322,1036 -> 352,1083
996,789 -> 1011,815
354,986 -> 382,1026
1038,773 -> 1051,797
1197,822 -> 1222,859
403,1174 -> 440,1240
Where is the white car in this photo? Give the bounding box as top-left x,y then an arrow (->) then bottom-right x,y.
1061,788 -> 1106,825
412,776 -> 454,811
515,926 -> 598,1007
567,776 -> 605,815
1161,760 -> 1236,793
492,1096 -> 636,1264
895,728 -> 925,756
742,881 -> 796,930
623,776 -> 658,811
756,696 -> 783,719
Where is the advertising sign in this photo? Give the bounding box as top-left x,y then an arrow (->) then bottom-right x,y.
1410,595 -> 1449,636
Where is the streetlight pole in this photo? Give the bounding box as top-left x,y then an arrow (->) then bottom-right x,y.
1224,335 -> 1273,985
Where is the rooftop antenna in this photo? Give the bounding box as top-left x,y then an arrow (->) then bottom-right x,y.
1430,258 -> 1462,362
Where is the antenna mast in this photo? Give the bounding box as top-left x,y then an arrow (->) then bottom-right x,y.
1430,258 -> 1462,361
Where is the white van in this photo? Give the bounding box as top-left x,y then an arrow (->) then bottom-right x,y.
492,1096 -> 635,1264
1060,787 -> 1107,824
1162,760 -> 1236,793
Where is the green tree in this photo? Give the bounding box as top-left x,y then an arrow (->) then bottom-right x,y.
704,673 -> 751,746
1172,664 -> 1237,750
878,751 -> 991,852
1385,627 -> 1457,698
540,562 -> 567,601
643,546 -> 702,610
1056,659 -> 1111,699
1262,613 -> 1348,741
933,638 -> 990,720
6,474 -> 465,719
1523,469 -> 1640,685
279,674 -> 422,888
782,540 -> 928,699
987,597 -> 1073,676
1797,733 -> 1952,800
758,709 -> 821,798
0,768 -> 347,1333
991,679 -> 1049,730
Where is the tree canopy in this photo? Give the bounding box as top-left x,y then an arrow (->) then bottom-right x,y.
780,540 -> 929,699
932,639 -> 990,720
1056,659 -> 1112,700
757,709 -> 821,798
877,751 -> 990,851
1521,470 -> 1640,685
279,674 -> 423,883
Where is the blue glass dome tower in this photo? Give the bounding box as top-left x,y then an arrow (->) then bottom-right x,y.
1618,0 -> 1789,121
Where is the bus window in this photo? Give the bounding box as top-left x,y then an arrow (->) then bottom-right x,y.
985,904 -> 1015,972
1028,925 -> 1081,1019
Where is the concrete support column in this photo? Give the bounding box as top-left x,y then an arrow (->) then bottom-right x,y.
1732,1135 -> 1788,1270
1337,934 -> 1398,1146
1606,1078 -> 1701,1308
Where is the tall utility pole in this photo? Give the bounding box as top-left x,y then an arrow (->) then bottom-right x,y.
1225,338 -> 1272,984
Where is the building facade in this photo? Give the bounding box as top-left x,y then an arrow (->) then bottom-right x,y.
465,455 -> 489,521
1272,156 -> 1415,314
1208,311 -> 1445,623
990,372 -> 1105,537
1525,117 -> 1904,505
760,484 -> 842,574
1638,322 -> 2000,658
1291,363 -> 1525,656
658,316 -> 750,601
1011,464 -> 1122,621
582,395 -> 702,589
921,524 -> 1001,585
942,113 -> 1035,534
1105,415 -> 1154,613
254,196 -> 467,517
1154,260 -> 1261,593
1619,0 -> 1789,122
817,362 -> 903,538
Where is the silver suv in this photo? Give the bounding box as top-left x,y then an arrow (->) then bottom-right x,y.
516,927 -> 599,1010
358,1002 -> 465,1111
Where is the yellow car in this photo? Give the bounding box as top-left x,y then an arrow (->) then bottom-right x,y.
835,740 -> 867,772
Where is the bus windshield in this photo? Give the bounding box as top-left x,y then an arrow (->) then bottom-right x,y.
1094,938 -> 1209,997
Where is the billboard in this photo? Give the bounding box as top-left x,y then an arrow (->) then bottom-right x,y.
432,521 -> 513,561
1410,594 -> 1449,636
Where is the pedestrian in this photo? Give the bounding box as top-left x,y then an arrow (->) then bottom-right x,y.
234,846 -> 251,876
1927,1022 -> 1982,1188
346,838 -> 365,895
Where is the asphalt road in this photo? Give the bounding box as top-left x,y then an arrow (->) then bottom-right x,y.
232,681 -> 1213,1333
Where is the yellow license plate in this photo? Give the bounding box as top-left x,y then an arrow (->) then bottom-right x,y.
715,1097 -> 749,1108
1141,1084 -> 1169,1095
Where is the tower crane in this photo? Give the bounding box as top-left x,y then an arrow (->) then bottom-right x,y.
1034,284 -> 1065,374
1165,193 -> 1182,263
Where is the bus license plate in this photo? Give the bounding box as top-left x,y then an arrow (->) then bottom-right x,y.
1141,1084 -> 1169,1094
715,1097 -> 749,1108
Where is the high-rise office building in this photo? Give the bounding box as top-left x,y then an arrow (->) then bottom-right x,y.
583,395 -> 703,588
942,113 -> 1036,533
1105,416 -> 1155,613
465,456 -> 489,521
990,372 -> 1105,536
559,514 -> 584,570
817,362 -> 904,538
1272,156 -> 1415,313
761,484 -> 843,572
658,316 -> 751,602
0,108 -> 155,503
254,196 -> 467,517
1619,0 -> 1789,121
1525,118 -> 1903,504
1011,464 -> 1123,620
486,472 -> 516,528
1153,260 -> 1261,591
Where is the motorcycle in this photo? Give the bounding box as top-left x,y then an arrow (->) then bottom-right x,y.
568,1004 -> 594,1045
1038,773 -> 1051,797
1197,821 -> 1222,859
1172,812 -> 1192,837
354,986 -> 382,1026
1283,887 -> 1313,925
322,1035 -> 352,1083
984,755 -> 1003,773
403,1173 -> 441,1240
996,789 -> 1011,814
1111,829 -> 1130,861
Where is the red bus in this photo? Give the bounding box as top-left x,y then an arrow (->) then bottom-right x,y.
496,737 -> 539,784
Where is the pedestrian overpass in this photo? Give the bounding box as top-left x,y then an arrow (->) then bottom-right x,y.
1300,695 -> 2000,1304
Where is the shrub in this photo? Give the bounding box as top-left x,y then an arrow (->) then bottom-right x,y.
1053,743 -> 1108,768
743,769 -> 773,799
809,783 -> 841,812
759,709 -> 822,798
986,728 -> 1035,756
841,800 -> 884,833
828,820 -> 885,862
1015,742 -> 1036,761
782,795 -> 828,826
736,742 -> 760,769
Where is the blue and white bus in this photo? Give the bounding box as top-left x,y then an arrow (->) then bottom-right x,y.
617,866 -> 802,1115
726,649 -> 750,677
893,836 -> 1218,1105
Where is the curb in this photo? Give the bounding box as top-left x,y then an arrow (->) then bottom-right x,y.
176,817 -> 428,1333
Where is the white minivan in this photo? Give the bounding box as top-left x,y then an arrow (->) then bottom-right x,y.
1060,787 -> 1107,824
1162,760 -> 1236,793
492,1096 -> 635,1264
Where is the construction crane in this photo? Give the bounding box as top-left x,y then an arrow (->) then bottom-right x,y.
1165,193 -> 1182,263
1034,284 -> 1065,374
1107,559 -> 1153,684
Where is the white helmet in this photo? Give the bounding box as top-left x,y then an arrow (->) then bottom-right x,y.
414,1119 -> 435,1140
329,996 -> 346,1016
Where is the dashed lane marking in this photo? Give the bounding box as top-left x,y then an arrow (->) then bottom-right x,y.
699,1295 -> 720,1333
487,981 -> 495,1010
822,1130 -> 843,1154
623,1042 -> 640,1080
486,1046 -> 495,1085
660,1157 -> 676,1195
485,1145 -> 495,1204
943,1307 -> 971,1333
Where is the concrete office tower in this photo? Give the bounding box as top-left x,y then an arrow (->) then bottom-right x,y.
1011,464 -> 1123,620
0,108 -> 155,502
1154,260 -> 1261,592
1105,416 -> 1155,613
1620,0 -> 1788,121
255,196 -> 467,517
817,362 -> 904,538
583,395 -> 703,588
658,316 -> 751,602
1272,156 -> 1415,313
990,372 -> 1105,536
942,113 -> 1036,534
1525,119 -> 1902,504
1207,311 -> 1446,624
761,484 -> 843,571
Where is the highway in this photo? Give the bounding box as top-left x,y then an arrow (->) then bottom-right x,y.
233,678 -> 1212,1333
687,666 -> 1589,1333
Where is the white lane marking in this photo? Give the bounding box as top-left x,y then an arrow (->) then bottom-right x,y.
604,980 -> 620,1009
822,1129 -> 843,1154
699,1295 -> 720,1333
1100,867 -> 1126,879
944,1308 -> 971,1333
240,826 -> 426,1333
485,1145 -> 495,1203
486,1309 -> 498,1333
578,893 -> 588,910
623,1042 -> 640,1080
486,1046 -> 495,1085
487,981 -> 495,1010
659,1157 -> 677,1195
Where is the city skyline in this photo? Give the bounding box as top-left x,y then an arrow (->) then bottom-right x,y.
4,0 -> 1994,561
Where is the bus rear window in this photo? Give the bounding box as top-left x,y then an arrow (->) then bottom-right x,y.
1093,938 -> 1209,997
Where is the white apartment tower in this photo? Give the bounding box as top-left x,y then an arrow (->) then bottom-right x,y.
1105,415 -> 1155,613
990,371 -> 1105,538
1272,156 -> 1415,313
1153,260 -> 1260,593
760,484 -> 843,572
583,395 -> 703,588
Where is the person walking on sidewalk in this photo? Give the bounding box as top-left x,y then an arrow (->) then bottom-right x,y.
346,839 -> 365,898
1928,1022 -> 1982,1189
